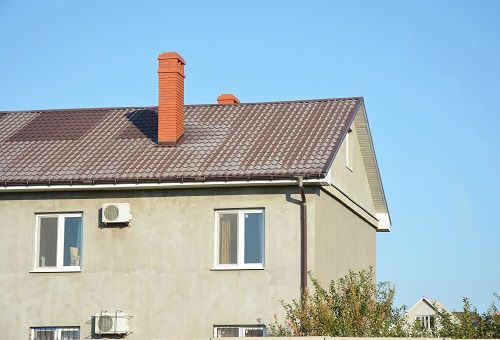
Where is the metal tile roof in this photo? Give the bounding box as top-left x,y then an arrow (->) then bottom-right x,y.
0,97 -> 361,186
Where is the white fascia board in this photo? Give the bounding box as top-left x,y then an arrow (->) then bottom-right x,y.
406,299 -> 425,315
376,212 -> 391,232
323,166 -> 333,184
0,178 -> 330,193
354,103 -> 392,229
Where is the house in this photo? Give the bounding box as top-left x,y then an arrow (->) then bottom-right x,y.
0,52 -> 391,339
406,297 -> 458,330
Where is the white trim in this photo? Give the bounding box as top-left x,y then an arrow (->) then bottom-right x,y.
352,103 -> 391,228
210,265 -> 264,271
1,178 -> 329,193
376,212 -> 391,232
213,209 -> 265,270
415,315 -> 435,330
237,212 -> 245,266
323,167 -> 332,184
29,268 -> 82,273
345,129 -> 353,171
407,297 -> 440,314
56,216 -> 64,268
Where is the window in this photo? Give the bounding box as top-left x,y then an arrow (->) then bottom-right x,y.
415,315 -> 435,329
346,127 -> 353,170
214,325 -> 266,337
34,213 -> 82,272
214,209 -> 264,269
30,327 -> 80,340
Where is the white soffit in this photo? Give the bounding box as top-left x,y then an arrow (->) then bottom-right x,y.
353,103 -> 391,230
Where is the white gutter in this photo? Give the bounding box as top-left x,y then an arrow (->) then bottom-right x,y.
0,178 -> 330,193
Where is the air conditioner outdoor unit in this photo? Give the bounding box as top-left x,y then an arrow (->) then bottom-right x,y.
94,311 -> 129,335
102,203 -> 132,224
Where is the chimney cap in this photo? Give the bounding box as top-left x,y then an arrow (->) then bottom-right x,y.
217,94 -> 240,105
158,52 -> 186,64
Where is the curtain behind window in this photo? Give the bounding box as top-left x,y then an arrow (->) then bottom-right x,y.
219,213 -> 237,264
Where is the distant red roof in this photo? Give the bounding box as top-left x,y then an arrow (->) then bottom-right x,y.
0,97 -> 361,186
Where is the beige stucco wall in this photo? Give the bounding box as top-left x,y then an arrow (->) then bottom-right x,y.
313,188 -> 376,286
331,121 -> 376,215
0,184 -> 376,339
0,187 -> 294,339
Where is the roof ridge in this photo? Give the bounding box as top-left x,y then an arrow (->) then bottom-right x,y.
186,96 -> 363,107
0,106 -> 154,114
0,97 -> 363,114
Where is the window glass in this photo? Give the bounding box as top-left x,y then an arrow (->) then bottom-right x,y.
244,212 -> 263,264
245,327 -> 265,337
33,329 -> 55,340
39,217 -> 58,267
217,327 -> 239,337
63,217 -> 82,267
60,329 -> 80,340
219,213 -> 238,264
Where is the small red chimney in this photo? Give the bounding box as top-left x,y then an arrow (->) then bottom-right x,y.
157,52 -> 185,145
217,94 -> 240,105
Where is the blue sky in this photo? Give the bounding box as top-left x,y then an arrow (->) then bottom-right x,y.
1,1 -> 498,311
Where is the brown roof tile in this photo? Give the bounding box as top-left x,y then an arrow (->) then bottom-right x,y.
0,97 -> 361,186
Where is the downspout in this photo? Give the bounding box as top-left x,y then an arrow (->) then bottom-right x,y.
297,176 -> 307,297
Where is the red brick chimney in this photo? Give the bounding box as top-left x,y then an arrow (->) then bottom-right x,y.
157,52 -> 185,145
217,94 -> 240,105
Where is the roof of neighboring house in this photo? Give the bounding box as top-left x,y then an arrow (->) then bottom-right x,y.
0,97 -> 362,186
452,311 -> 482,322
407,297 -> 456,318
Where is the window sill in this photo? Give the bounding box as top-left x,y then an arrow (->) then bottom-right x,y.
211,265 -> 265,271
30,268 -> 82,273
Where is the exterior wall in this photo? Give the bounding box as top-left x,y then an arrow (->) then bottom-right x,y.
313,187 -> 376,286
331,121 -> 376,215
0,186 -> 309,339
0,183 -> 377,339
407,300 -> 438,323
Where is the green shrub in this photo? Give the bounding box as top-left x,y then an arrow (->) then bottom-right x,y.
269,268 -> 500,338
269,268 -> 408,337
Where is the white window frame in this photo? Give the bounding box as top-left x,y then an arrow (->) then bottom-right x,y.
32,213 -> 83,272
345,127 -> 353,171
415,315 -> 434,329
213,325 -> 266,337
30,326 -> 80,340
213,209 -> 265,270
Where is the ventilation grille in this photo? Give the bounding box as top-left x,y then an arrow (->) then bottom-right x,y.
104,205 -> 119,221
98,315 -> 113,332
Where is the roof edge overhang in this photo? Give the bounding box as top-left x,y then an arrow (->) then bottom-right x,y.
406,298 -> 431,315
354,100 -> 391,231
320,98 -> 391,231
406,297 -> 455,319
0,174 -> 330,193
